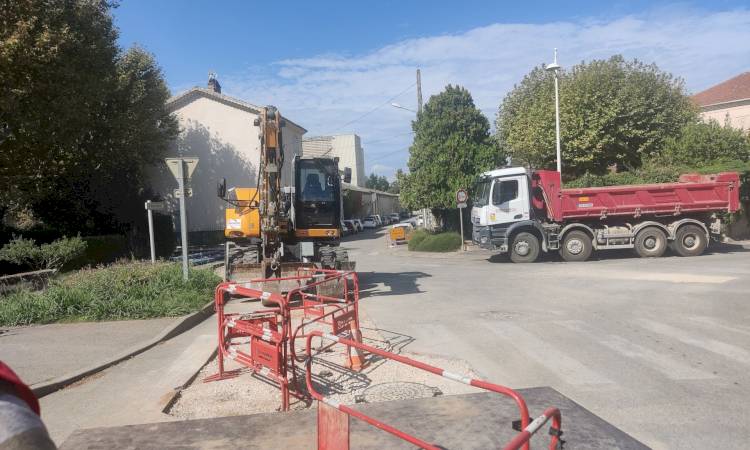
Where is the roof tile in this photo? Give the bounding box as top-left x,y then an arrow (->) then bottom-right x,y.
692,72 -> 750,107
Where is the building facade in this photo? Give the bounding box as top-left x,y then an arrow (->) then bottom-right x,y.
692,72 -> 750,130
153,76 -> 306,235
302,134 -> 366,187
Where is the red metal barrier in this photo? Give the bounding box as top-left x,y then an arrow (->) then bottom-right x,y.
204,269 -> 363,411
305,331 -> 563,450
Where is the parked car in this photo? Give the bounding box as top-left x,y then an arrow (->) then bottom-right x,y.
343,220 -> 358,234
352,219 -> 364,232
340,221 -> 351,236
373,215 -> 383,226
389,213 -> 400,223
363,217 -> 377,228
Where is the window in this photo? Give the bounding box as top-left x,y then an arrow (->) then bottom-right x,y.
473,178 -> 491,207
298,161 -> 335,202
492,179 -> 518,205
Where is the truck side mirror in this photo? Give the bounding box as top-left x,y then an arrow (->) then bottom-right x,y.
343,167 -> 352,184
217,178 -> 226,199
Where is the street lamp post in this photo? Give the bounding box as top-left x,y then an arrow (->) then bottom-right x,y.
545,49 -> 562,174
391,102 -> 417,113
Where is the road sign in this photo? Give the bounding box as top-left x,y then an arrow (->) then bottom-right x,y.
456,189 -> 468,252
165,157 -> 199,181
173,188 -> 193,198
456,188 -> 468,205
144,200 -> 166,211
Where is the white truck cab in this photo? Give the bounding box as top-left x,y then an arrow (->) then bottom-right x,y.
471,167 -> 531,227
471,167 -> 539,258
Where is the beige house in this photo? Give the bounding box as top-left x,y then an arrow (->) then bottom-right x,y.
692,72 -> 750,130
153,76 -> 306,236
301,134 -> 366,187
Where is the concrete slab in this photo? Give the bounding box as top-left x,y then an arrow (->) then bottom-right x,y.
60,387 -> 648,449
0,318 -> 174,386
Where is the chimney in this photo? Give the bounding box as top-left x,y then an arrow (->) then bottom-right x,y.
207,72 -> 221,94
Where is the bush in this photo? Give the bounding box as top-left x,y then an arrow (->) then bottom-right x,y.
661,120 -> 750,166
407,229 -> 429,250
0,236 -> 87,271
67,235 -> 128,269
409,231 -> 462,252
0,261 -> 220,326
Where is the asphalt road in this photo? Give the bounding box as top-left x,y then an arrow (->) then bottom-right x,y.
345,228 -> 750,450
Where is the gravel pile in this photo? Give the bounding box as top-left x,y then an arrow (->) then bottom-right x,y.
169,316 -> 482,420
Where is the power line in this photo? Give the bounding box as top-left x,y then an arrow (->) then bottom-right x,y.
368,146 -> 410,163
364,131 -> 414,146
332,82 -> 416,133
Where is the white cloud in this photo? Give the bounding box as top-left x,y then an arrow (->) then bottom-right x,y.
221,7 -> 750,175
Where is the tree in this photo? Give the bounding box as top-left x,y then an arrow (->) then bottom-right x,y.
365,173 -> 390,191
400,85 -> 499,215
388,169 -> 404,194
0,1 -> 177,240
496,56 -> 697,177
660,120 -> 750,166
1,0 -> 119,206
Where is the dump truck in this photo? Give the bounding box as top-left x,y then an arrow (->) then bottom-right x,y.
471,167 -> 741,263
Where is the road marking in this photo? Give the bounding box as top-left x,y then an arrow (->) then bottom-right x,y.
687,316 -> 750,337
557,320 -> 715,380
482,322 -> 613,386
639,319 -> 750,365
596,271 -> 735,284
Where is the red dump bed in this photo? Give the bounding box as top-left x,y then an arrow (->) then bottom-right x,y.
531,170 -> 741,222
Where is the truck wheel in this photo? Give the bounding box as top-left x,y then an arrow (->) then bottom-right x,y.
510,232 -> 540,263
635,227 -> 667,258
672,224 -> 707,257
560,230 -> 593,262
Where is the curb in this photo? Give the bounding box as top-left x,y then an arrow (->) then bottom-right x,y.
31,300 -> 216,398
160,347 -> 218,414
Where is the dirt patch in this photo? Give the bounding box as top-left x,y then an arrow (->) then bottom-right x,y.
169,318 -> 482,419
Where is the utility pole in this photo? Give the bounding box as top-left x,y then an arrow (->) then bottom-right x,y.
416,68 -> 428,229
416,68 -> 423,114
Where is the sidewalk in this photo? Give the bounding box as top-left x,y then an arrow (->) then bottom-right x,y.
40,314 -> 217,445
0,318 -> 174,386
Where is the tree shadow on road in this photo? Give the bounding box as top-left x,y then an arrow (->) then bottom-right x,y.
358,271 -> 432,297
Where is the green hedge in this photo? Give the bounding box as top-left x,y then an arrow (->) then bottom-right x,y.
408,230 -> 462,252
0,261 -> 220,326
408,229 -> 430,250
67,234 -> 128,269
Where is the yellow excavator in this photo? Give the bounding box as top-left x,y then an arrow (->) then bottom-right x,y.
218,106 -> 354,289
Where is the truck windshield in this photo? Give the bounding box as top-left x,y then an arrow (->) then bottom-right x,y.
298,160 -> 336,202
474,178 -> 491,207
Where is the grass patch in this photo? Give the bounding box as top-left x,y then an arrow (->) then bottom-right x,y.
408,230 -> 462,252
0,261 -> 220,326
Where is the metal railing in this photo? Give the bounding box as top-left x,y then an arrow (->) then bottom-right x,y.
305,330 -> 563,450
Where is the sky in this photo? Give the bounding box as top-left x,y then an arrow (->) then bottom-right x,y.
114,1 -> 750,180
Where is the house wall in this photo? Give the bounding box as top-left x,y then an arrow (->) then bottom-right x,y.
699,99 -> 750,130
302,134 -> 366,187
153,95 -> 305,233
